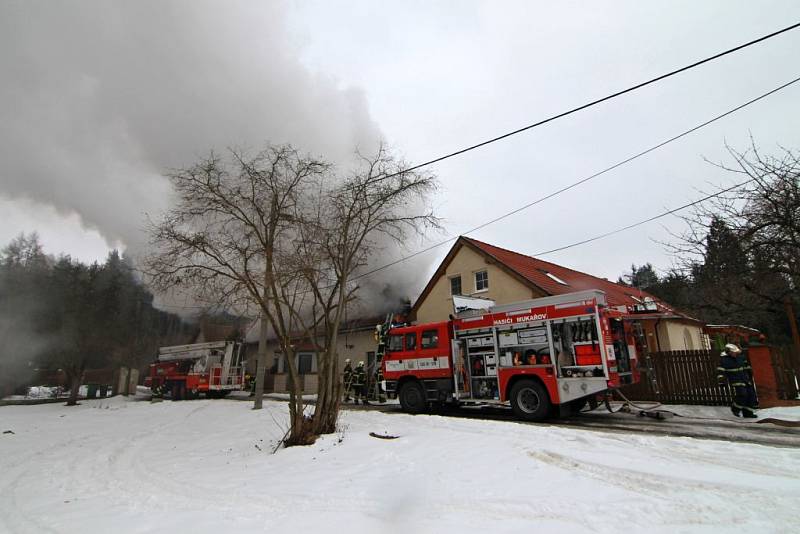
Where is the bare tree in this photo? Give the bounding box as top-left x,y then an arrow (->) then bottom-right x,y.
671,142 -> 800,343
146,145 -> 328,444
146,142 -> 439,445
294,144 -> 439,435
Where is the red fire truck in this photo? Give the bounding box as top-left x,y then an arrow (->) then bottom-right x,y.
144,341 -> 246,400
381,290 -> 643,420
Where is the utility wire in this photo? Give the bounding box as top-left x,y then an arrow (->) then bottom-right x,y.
349,75 -> 800,283
531,178 -> 755,257
370,21 -> 800,182
145,74 -> 798,309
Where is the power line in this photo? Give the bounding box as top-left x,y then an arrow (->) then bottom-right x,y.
531,179 -> 755,257
350,75 -> 800,282
145,74 -> 799,309
371,21 -> 800,182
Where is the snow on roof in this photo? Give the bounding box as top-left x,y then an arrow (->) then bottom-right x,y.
544,271 -> 569,286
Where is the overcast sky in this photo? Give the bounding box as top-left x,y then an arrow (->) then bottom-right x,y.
1,0 -> 799,307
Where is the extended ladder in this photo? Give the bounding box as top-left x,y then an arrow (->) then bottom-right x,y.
367,313 -> 394,402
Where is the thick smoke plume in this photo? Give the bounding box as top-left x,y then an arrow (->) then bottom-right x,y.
0,1 -> 442,319
0,1 -> 381,254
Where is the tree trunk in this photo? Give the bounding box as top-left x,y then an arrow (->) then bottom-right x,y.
312,345 -> 340,435
66,371 -> 82,406
252,316 -> 269,410
785,297 -> 800,354
284,347 -> 311,446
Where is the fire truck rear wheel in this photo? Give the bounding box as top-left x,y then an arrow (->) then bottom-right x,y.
509,379 -> 551,421
398,381 -> 427,414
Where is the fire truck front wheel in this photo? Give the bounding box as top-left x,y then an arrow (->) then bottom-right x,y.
398,381 -> 427,414
509,379 -> 551,421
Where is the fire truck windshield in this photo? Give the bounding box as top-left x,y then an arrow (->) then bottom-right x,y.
387,334 -> 403,352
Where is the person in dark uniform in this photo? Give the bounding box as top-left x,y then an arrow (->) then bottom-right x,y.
342,359 -> 354,402
352,361 -> 367,404
372,364 -> 386,403
244,372 -> 255,396
717,343 -> 758,418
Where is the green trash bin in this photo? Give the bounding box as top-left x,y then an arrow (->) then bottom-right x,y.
99,385 -> 108,398
87,384 -> 98,398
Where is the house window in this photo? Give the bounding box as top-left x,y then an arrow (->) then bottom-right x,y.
450,275 -> 462,295
298,353 -> 313,375
405,333 -> 417,351
475,270 -> 488,292
421,329 -> 439,349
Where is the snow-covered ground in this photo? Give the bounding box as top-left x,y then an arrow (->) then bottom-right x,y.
1,398 -> 799,533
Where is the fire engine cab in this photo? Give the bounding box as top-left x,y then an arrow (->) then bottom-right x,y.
381,290 -> 643,421
144,341 -> 246,400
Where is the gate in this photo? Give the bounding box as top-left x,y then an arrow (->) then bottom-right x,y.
621,350 -> 734,406
772,346 -> 800,400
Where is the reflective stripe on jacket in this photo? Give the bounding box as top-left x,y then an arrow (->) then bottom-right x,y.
717,352 -> 752,386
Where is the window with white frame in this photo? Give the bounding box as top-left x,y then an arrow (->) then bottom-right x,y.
450,275 -> 462,296
475,270 -> 488,292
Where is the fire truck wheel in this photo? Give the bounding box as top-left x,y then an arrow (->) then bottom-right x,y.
509,379 -> 551,421
398,381 -> 427,414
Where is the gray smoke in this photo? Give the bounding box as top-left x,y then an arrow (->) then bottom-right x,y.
0,1 -> 381,255
0,283 -> 52,395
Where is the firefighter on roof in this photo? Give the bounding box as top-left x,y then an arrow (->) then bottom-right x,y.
342,358 -> 353,402
352,360 -> 367,404
717,343 -> 758,418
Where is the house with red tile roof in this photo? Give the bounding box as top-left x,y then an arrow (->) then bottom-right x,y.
412,236 -> 708,353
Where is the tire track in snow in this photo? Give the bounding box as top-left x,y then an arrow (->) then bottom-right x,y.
526,448 -> 797,524
0,434 -> 82,534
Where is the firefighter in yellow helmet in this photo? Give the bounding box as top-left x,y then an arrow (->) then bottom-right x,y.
352,360 -> 367,404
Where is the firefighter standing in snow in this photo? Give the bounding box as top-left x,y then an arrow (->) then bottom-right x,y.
342,359 -> 354,402
352,361 -> 367,404
717,343 -> 758,418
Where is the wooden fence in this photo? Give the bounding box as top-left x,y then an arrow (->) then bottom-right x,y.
772,346 -> 800,400
621,350 -> 734,406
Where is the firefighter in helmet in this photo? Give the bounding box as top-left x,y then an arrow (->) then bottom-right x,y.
352,360 -> 367,404
342,358 -> 354,402
717,343 -> 758,418
244,372 -> 255,396
372,362 -> 386,403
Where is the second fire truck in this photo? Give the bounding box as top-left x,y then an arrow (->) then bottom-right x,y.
144,341 -> 246,400
381,290 -> 643,421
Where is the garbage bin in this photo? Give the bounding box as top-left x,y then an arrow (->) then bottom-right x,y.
99,385 -> 108,398
87,384 -> 98,398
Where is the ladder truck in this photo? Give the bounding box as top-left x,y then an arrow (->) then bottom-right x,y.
379,290 -> 644,421
144,341 -> 246,400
